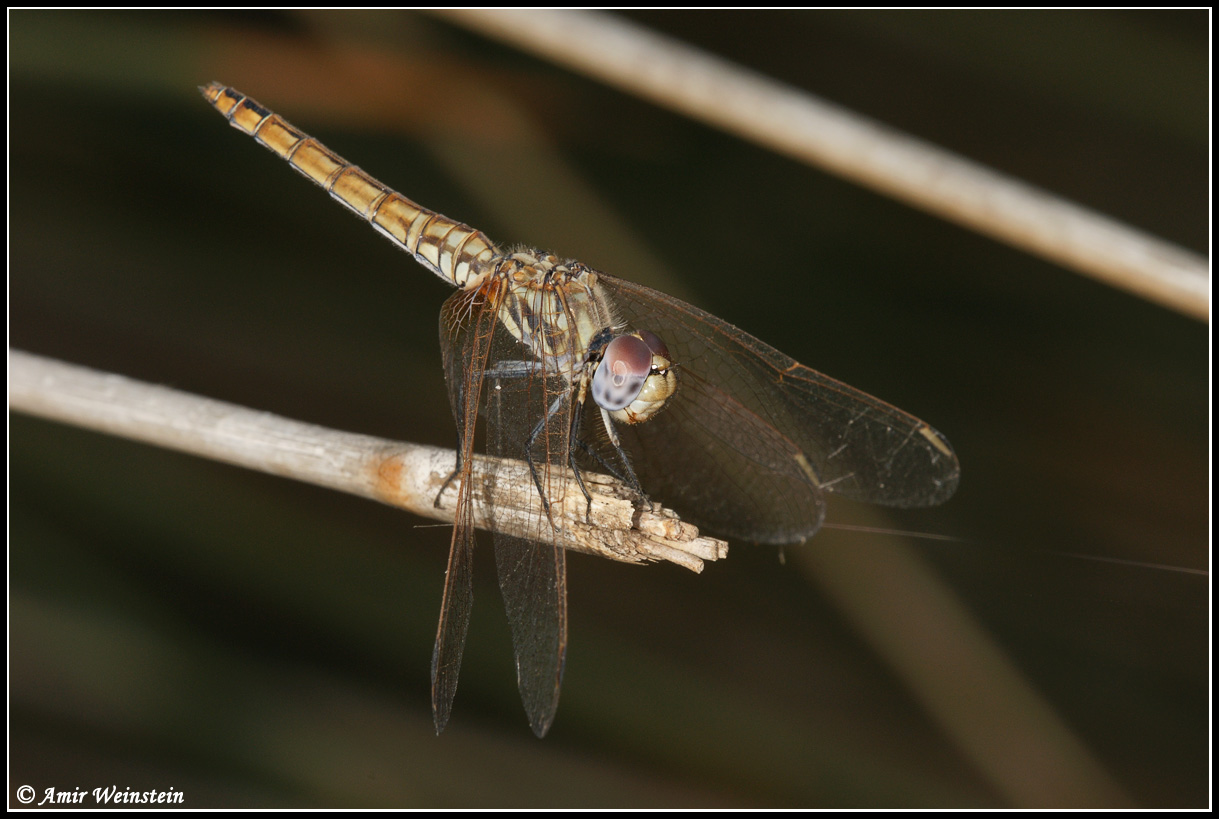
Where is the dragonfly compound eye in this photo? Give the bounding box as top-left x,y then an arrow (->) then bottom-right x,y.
592,333 -> 652,411
593,331 -> 679,424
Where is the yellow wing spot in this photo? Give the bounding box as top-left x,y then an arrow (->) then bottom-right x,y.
919,424 -> 953,457
793,452 -> 821,487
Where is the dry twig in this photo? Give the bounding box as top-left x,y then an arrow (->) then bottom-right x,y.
9,350 -> 725,572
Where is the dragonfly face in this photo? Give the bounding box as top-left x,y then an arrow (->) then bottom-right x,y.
201,83 -> 960,738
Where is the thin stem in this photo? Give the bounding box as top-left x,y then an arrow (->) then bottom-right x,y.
9,350 -> 725,572
435,9 -> 1208,321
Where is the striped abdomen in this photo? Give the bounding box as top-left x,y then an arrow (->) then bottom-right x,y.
201,82 -> 498,290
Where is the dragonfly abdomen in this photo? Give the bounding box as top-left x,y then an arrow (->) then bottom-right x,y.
201,83 -> 499,289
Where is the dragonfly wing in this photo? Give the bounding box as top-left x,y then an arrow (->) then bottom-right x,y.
430,512 -> 473,735
596,273 -> 960,544
492,533 -> 566,738
481,286 -> 574,737
432,282 -> 502,734
578,361 -> 828,543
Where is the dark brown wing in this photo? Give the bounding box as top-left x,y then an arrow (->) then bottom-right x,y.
595,273 -> 959,545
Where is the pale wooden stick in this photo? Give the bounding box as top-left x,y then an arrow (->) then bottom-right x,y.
9,350 -> 725,572
435,10 -> 1209,321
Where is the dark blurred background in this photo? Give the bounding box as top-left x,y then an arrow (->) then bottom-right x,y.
9,10 -> 1207,808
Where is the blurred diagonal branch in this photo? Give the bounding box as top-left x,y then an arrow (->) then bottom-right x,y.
436,9 -> 1209,321
9,350 -> 724,572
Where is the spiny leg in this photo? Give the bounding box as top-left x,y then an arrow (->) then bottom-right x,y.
522,391 -> 572,527
564,406 -> 596,522
563,400 -> 648,523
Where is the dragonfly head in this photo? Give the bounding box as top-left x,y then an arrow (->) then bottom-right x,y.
591,330 -> 678,425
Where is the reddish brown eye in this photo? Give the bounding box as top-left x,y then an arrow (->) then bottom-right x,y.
636,329 -> 670,360
591,334 -> 652,411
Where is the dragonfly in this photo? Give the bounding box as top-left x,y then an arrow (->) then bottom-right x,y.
201,83 -> 960,737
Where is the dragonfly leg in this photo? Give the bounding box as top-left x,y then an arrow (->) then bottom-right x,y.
435,373 -> 466,509
566,405 -> 646,521
435,359 -> 538,510
563,408 -> 596,523
521,391 -> 572,527
598,407 -> 644,496
576,405 -> 646,498
435,446 -> 463,509
482,358 -> 572,528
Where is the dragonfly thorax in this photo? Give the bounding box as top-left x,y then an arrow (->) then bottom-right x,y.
493,250 -> 613,380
